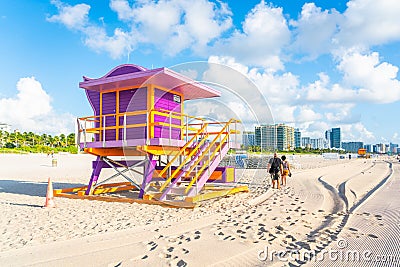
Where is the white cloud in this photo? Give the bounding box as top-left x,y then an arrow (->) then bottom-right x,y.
340,122 -> 375,142
337,0 -> 400,47
45,0 -> 400,143
289,0 -> 400,58
305,73 -> 356,102
0,77 -> 75,134
213,1 -> 290,70
83,26 -> 133,59
392,133 -> 400,143
49,0 -> 232,58
325,107 -> 359,124
295,105 -> 322,122
203,56 -> 301,124
337,50 -> 400,103
301,121 -> 330,139
304,50 -> 400,104
109,0 -> 134,21
47,0 -> 90,30
290,3 -> 341,58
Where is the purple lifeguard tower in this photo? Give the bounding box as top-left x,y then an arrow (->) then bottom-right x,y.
75,64 -> 247,204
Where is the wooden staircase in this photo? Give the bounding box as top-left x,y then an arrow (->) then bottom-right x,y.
155,119 -> 237,200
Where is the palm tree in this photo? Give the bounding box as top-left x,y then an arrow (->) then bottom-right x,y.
0,130 -> 4,147
67,133 -> 75,146
16,132 -> 24,147
53,135 -> 61,147
3,131 -> 10,145
40,134 -> 47,146
59,134 -> 66,147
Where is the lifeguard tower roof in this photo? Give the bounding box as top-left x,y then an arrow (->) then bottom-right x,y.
79,64 -> 221,100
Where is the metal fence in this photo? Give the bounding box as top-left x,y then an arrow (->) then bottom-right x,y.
219,155 -> 270,169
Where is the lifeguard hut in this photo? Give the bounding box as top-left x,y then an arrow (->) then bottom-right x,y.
72,64 -> 247,205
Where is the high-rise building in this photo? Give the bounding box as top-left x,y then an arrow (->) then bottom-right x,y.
364,144 -> 372,153
331,128 -> 341,149
277,124 -> 294,151
373,143 -> 385,154
255,125 -> 276,151
301,137 -> 311,148
294,128 -> 301,148
325,127 -> 341,149
342,142 -> 364,153
254,124 -> 294,151
389,143 -> 398,153
0,123 -> 11,132
310,138 -> 326,149
325,130 -> 332,148
242,131 -> 255,148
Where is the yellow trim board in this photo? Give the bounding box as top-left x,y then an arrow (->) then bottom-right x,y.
185,186 -> 249,203
84,147 -> 146,157
54,192 -> 197,209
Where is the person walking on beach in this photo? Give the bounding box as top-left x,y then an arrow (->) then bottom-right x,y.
281,155 -> 291,187
268,152 -> 283,189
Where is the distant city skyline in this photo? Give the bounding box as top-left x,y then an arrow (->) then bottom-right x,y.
242,123 -> 399,153
0,1 -> 399,144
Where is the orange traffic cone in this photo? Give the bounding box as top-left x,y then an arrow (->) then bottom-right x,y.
44,178 -> 56,208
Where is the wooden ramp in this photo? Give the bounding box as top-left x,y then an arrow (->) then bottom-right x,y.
54,182 -> 248,208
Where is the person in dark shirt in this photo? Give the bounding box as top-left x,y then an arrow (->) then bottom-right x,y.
267,152 -> 283,189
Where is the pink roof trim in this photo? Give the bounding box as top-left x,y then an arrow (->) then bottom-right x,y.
79,64 -> 221,100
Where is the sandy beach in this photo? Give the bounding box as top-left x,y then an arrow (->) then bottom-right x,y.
0,153 -> 399,266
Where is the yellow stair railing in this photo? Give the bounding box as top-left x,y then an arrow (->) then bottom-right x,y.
183,119 -> 237,194
158,124 -> 209,192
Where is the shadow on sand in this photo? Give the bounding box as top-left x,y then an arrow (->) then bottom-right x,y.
0,180 -> 85,198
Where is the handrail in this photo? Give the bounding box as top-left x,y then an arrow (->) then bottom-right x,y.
77,109 -> 239,146
188,120 -> 240,126
155,108 -> 206,121
78,108 -> 205,140
184,134 -> 229,194
158,125 -> 209,192
183,119 -> 236,194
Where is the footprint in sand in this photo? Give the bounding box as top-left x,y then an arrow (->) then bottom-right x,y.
165,247 -> 174,253
147,241 -> 158,251
223,235 -> 236,241
158,252 -> 172,259
170,258 -> 187,267
368,234 -> 378,239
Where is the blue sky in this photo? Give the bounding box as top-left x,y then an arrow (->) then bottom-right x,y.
0,0 -> 399,145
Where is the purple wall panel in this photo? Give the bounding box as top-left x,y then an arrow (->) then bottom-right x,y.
119,88 -> 147,112
86,90 -> 100,115
118,114 -> 147,125
107,65 -> 143,77
124,89 -> 147,112
153,88 -> 182,140
84,87 -> 184,142
118,114 -> 147,139
154,115 -> 181,125
154,127 -> 181,139
124,127 -> 146,139
121,88 -> 147,140
102,92 -> 116,141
